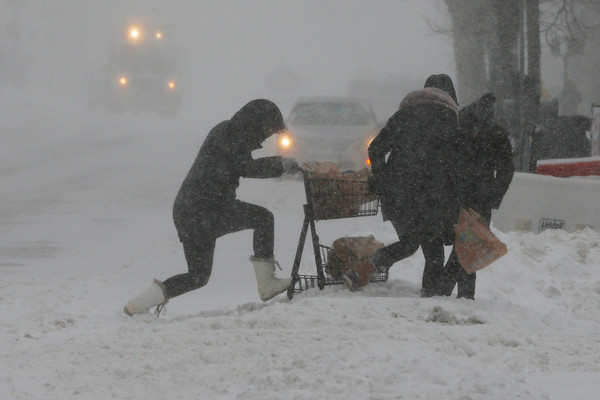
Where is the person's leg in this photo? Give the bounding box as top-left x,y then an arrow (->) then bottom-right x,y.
162,238 -> 216,299
250,206 -> 274,259
372,241 -> 420,271
438,248 -> 461,296
164,201 -> 275,299
456,269 -> 476,299
211,201 -> 275,258
455,207 -> 490,299
420,237 -> 446,297
210,200 -> 289,301
371,219 -> 421,271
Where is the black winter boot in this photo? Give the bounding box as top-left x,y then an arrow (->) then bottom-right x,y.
370,249 -> 393,273
456,270 -> 476,299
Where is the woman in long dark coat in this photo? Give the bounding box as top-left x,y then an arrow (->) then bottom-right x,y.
368,75 -> 463,297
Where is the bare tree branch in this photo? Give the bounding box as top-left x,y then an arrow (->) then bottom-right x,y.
541,0 -> 596,57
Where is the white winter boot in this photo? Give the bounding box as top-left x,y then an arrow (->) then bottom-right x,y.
123,279 -> 168,316
251,256 -> 292,301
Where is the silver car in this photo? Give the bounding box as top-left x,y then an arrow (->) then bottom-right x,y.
276,97 -> 379,170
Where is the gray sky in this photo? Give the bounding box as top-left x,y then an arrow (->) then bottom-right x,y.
1,0 -> 455,118
2,0 -> 577,119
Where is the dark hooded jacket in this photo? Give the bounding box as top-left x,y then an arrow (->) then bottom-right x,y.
457,93 -> 514,215
368,87 -> 462,243
173,99 -> 285,225
424,74 -> 458,105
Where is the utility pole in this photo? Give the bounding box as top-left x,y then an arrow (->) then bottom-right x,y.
514,0 -> 541,172
517,0 -> 527,171
524,0 -> 541,172
526,0 -> 541,87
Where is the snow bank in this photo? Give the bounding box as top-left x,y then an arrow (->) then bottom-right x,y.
2,219 -> 600,399
492,172 -> 600,233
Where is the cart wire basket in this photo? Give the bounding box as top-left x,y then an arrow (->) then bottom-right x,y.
293,244 -> 389,293
306,176 -> 379,220
287,168 -> 388,299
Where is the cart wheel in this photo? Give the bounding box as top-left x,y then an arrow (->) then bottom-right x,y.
287,274 -> 298,300
317,276 -> 325,290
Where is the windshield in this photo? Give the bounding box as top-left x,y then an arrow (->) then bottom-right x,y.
289,102 -> 374,126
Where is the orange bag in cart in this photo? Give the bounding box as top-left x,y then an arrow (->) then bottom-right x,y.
325,235 -> 384,286
454,208 -> 508,274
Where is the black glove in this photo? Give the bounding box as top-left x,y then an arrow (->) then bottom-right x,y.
282,158 -> 299,174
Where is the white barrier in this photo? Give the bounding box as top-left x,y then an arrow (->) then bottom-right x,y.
491,172 -> 600,233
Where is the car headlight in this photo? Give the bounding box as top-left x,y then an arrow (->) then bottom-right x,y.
278,134 -> 293,149
366,131 -> 378,147
365,132 -> 377,166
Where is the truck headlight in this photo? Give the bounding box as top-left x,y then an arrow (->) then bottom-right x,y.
129,27 -> 141,41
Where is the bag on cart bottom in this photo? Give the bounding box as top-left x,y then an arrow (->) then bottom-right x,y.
325,235 -> 385,287
454,208 -> 508,274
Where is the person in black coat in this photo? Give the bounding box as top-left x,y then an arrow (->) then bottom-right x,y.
440,92 -> 515,299
124,99 -> 298,316
368,74 -> 463,297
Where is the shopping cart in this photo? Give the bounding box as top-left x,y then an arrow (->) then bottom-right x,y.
287,167 -> 389,299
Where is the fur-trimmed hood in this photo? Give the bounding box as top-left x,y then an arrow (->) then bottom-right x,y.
399,87 -> 459,115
